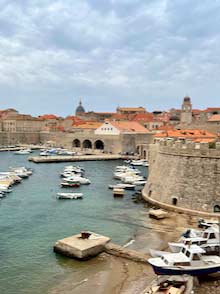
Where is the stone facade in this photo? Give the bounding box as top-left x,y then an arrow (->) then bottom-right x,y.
144,139 -> 220,212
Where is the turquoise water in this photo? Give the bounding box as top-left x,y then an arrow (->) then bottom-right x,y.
0,152 -> 148,294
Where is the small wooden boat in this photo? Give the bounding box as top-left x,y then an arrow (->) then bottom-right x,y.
56,193 -> 83,199
143,275 -> 193,294
60,182 -> 80,188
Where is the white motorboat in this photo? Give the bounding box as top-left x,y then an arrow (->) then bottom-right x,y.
0,185 -> 13,193
115,166 -> 140,174
132,180 -> 147,185
10,167 -> 29,178
149,249 -> 171,258
60,181 -> 80,188
56,192 -> 83,199
130,159 -> 149,166
63,176 -> 91,185
114,171 -> 142,181
108,183 -> 136,190
14,149 -> 31,155
40,151 -> 49,156
169,226 -> 220,255
121,175 -> 145,184
148,244 -> 220,276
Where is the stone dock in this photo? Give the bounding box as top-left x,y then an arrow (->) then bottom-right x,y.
54,232 -> 149,263
29,154 -> 137,163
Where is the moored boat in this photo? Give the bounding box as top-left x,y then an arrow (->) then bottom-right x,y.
56,192 -> 83,199
61,182 -> 80,188
143,275 -> 193,294
108,183 -> 136,190
113,188 -> 125,197
14,149 -> 31,155
148,244 -> 220,276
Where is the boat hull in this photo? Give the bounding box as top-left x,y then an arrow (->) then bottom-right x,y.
151,264 -> 220,276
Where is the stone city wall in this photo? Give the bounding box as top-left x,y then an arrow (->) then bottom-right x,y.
144,139 -> 220,213
0,132 -> 40,146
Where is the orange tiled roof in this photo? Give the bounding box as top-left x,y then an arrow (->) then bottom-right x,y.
155,129 -> 216,140
208,114 -> 220,122
133,113 -> 154,122
204,108 -> 220,113
156,125 -> 175,131
72,121 -> 102,129
110,121 -> 149,133
39,114 -> 58,119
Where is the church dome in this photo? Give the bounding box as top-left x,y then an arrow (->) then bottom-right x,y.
75,100 -> 85,114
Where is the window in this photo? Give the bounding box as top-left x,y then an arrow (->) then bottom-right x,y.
192,254 -> 200,261
186,250 -> 190,258
210,233 -> 215,239
203,232 -> 208,238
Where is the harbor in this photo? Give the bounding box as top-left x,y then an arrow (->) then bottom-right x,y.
0,151 -> 153,294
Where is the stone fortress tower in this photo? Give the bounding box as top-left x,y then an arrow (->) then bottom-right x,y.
75,99 -> 85,116
180,96 -> 192,125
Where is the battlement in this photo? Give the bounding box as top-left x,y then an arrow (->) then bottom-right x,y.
153,138 -> 220,158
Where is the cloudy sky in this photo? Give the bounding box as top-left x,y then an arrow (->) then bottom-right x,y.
0,0 -> 220,116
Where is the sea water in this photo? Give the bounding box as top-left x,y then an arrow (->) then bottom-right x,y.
0,152 -> 148,294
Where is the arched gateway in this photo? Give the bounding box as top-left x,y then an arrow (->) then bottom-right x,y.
72,139 -> 81,148
94,140 -> 104,150
82,139 -> 92,149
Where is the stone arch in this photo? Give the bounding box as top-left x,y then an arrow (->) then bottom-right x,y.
143,150 -> 147,159
72,139 -> 81,148
213,204 -> 220,213
94,140 -> 104,150
136,145 -> 140,154
82,139 -> 92,149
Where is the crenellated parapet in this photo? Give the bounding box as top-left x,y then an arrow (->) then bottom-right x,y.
153,139 -> 220,158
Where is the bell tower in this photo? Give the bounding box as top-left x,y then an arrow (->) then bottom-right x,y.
180,96 -> 192,125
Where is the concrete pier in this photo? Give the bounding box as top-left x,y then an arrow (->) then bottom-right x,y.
54,232 -> 111,260
29,154 -> 137,163
54,232 -> 150,264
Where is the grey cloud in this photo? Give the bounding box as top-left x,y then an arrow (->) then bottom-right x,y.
0,0 -> 220,115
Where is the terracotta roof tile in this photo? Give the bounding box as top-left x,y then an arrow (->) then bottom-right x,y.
208,114 -> 220,122
110,121 -> 149,133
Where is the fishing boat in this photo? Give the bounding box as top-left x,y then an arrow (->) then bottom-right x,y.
169,225 -> 220,255
56,193 -> 83,199
143,275 -> 193,294
148,244 -> 220,276
149,249 -> 171,258
60,182 -> 80,188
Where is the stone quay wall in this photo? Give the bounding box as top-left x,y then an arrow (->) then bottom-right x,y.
0,131 -> 40,145
144,139 -> 220,213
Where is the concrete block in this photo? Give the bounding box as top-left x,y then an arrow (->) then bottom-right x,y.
54,232 -> 111,260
